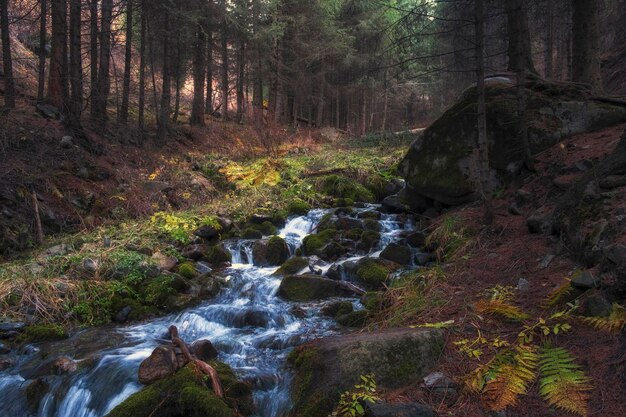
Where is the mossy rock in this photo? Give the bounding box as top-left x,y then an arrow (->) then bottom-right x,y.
288,199 -> 312,216
332,198 -> 355,208
399,77 -> 626,208
356,258 -> 395,290
144,275 -> 178,307
252,236 -> 290,267
278,275 -> 357,301
274,257 -> 310,276
17,324 -> 68,343
363,218 -> 381,232
106,362 -> 252,417
320,301 -> 354,318
110,296 -> 157,322
336,310 -> 368,327
345,228 -> 363,241
360,291 -> 383,311
287,328 -> 444,417
302,229 -> 336,256
318,175 -> 375,203
241,228 -> 263,239
177,262 -> 197,279
359,230 -> 381,250
25,378 -> 50,413
206,245 -> 232,266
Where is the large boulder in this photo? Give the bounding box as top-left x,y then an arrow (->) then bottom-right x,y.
399,77 -> 626,209
287,328 -> 444,417
252,236 -> 290,267
278,274 -> 358,301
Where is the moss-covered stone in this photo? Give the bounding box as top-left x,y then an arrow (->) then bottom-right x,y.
241,228 -> 263,239
302,229 -> 336,255
363,218 -> 381,232
336,310 -> 368,327
177,262 -> 197,279
318,175 -> 375,203
206,245 -> 232,266
252,236 -> 290,267
345,228 -> 363,241
320,301 -> 354,318
359,230 -> 381,250
17,324 -> 68,343
356,258 -> 393,289
278,275 -> 356,301
274,257 -> 310,276
25,378 -> 49,413
360,291 -> 383,311
288,199 -> 312,216
105,363 -> 251,417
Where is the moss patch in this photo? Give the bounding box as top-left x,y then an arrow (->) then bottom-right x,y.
356,259 -> 392,289
288,199 -> 312,216
274,257 -> 309,275
17,324 -> 68,343
206,246 -> 232,265
177,262 -> 197,279
302,229 -> 336,255
317,175 -> 375,203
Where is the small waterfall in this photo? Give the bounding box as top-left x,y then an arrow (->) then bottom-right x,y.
0,206 -> 417,417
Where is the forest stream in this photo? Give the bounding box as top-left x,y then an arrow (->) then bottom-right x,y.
0,205 -> 418,417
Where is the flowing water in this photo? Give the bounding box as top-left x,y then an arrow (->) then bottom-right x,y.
0,205 -> 417,417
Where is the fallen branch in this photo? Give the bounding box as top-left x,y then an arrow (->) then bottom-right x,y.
31,189 -> 44,245
169,325 -> 224,399
337,281 -> 366,296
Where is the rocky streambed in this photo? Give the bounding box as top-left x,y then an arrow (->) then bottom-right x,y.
0,204 -> 444,417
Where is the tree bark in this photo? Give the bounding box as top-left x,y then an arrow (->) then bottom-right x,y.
47,0 -> 68,111
191,22 -> 207,126
120,0 -> 133,124
544,1 -> 553,80
572,0 -> 603,93
0,0 -> 15,108
475,0 -> 493,225
89,0 -> 98,113
93,0 -> 112,126
205,31 -> 214,114
68,0 -> 83,123
220,1 -> 229,121
505,0 -> 536,74
157,12 -> 171,144
236,40 -> 245,123
37,0 -> 47,102
138,1 -> 146,131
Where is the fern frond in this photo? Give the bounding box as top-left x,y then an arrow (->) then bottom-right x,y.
539,347 -> 591,416
482,345 -> 539,411
543,280 -> 573,308
580,303 -> 626,332
476,299 -> 529,321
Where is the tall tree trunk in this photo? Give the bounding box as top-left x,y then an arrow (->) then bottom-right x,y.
236,41 -> 245,123
93,0 -> 112,125
205,31 -> 213,114
190,21 -> 207,126
544,1 -> 553,80
120,0 -> 133,124
0,0 -> 15,108
47,0 -> 68,110
157,16 -> 171,144
89,0 -> 98,113
138,2 -> 146,131
220,6 -> 229,121
37,0 -> 47,102
475,0 -> 493,224
572,0 -> 603,93
172,23 -> 182,124
506,0 -> 537,74
68,0 -> 82,122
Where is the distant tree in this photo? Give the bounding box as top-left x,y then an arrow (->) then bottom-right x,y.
47,0 -> 68,110
0,0 -> 15,108
572,0 -> 603,93
89,0 -> 98,113
138,0 -> 147,131
506,0 -> 537,74
120,0 -> 134,125
92,0 -> 113,125
68,0 -> 83,124
37,0 -> 47,102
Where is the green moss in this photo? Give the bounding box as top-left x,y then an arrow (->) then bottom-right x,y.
17,324 -> 68,343
265,236 -> 289,266
356,259 -> 391,288
345,228 -> 363,240
302,229 -> 336,255
333,198 -> 354,208
242,228 -> 263,239
361,291 -> 383,311
336,310 -> 368,327
105,364 -> 235,417
206,246 -> 232,265
144,275 -> 177,306
287,348 -> 338,417
177,262 -> 197,279
318,175 -> 375,203
256,221 -> 278,235
288,199 -> 312,216
360,230 -> 381,248
110,296 -> 156,321
363,219 -> 380,232
274,256 -> 309,275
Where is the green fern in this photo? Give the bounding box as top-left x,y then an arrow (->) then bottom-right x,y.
581,303 -> 626,332
543,279 -> 573,308
475,299 -> 529,321
539,347 -> 591,416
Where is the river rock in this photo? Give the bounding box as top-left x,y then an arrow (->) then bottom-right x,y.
181,244 -> 209,260
288,328 -> 444,417
0,322 -> 26,339
365,402 -> 436,417
151,252 -> 178,272
193,225 -> 220,240
190,340 -> 218,362
571,270 -> 599,290
51,357 -> 78,375
138,346 -> 181,385
278,274 -> 358,301
399,79 -> 626,209
252,236 -> 289,267
380,243 -> 413,265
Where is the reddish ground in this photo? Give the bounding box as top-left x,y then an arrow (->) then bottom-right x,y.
381,124 -> 626,417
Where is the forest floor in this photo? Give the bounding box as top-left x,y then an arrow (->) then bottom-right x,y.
1,96 -> 625,416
